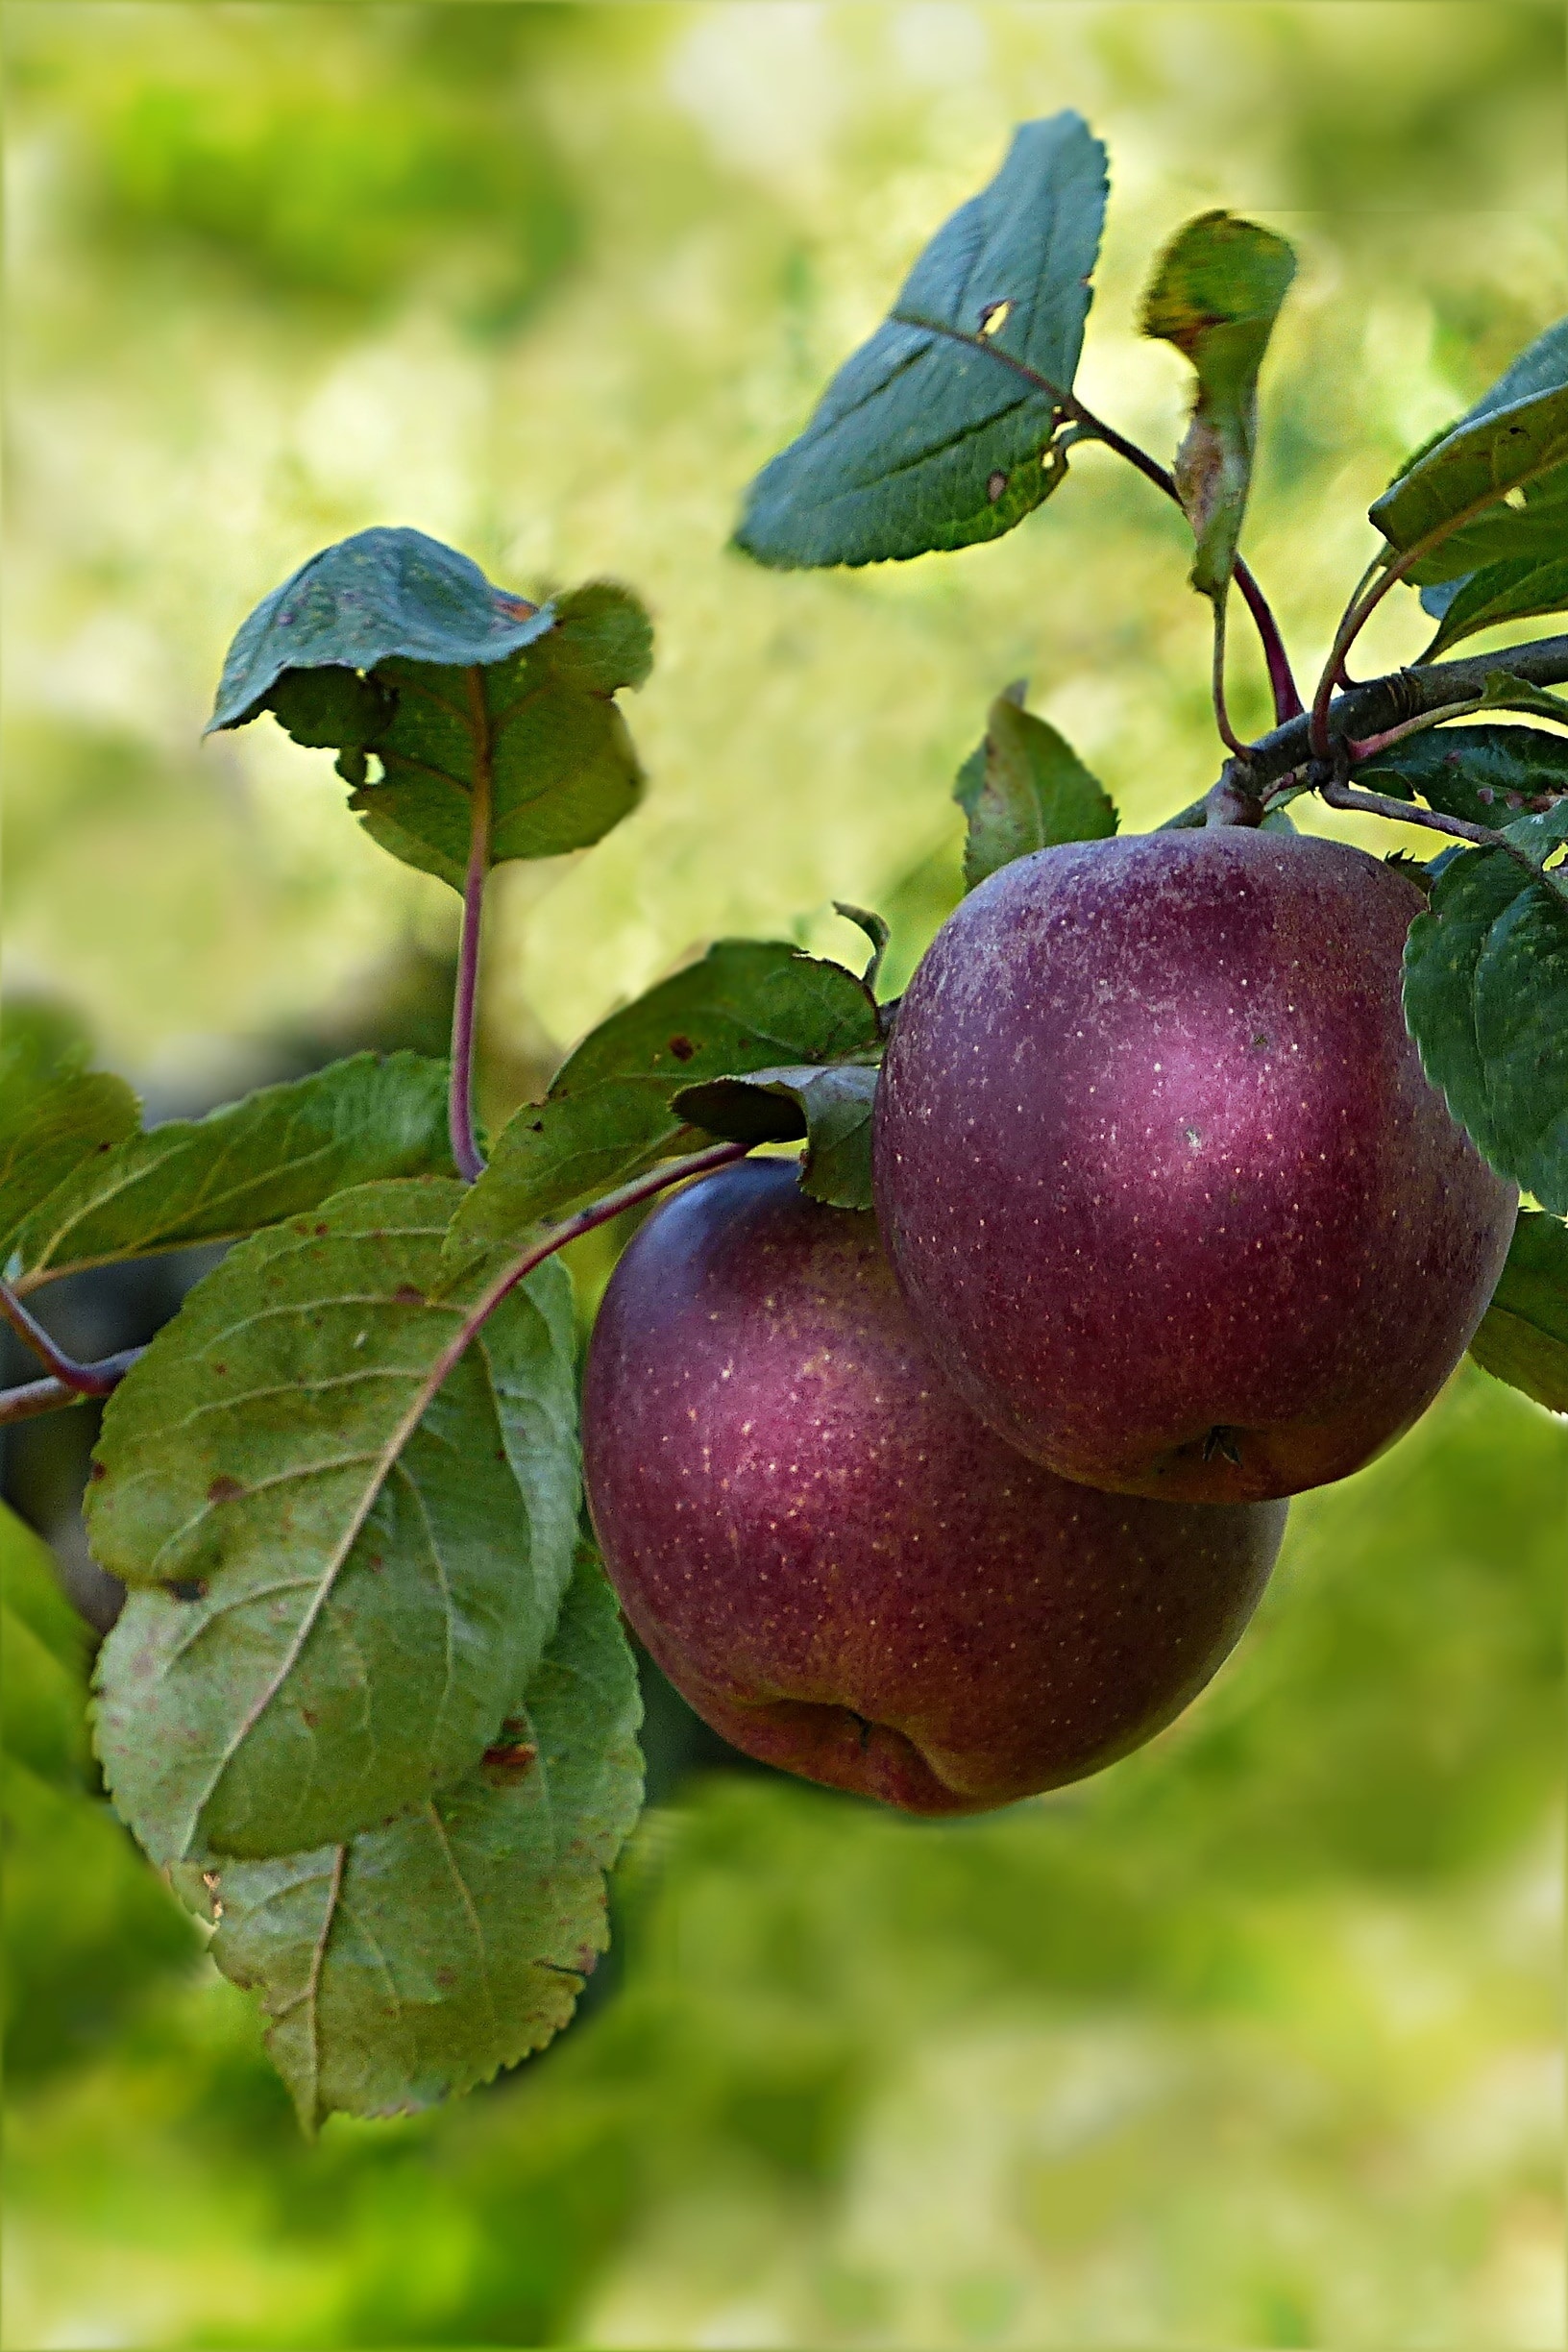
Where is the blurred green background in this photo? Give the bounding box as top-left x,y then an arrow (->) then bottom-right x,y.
3,4 -> 1565,2345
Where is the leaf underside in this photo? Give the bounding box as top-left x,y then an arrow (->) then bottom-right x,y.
89,1179 -> 580,1865
210,529 -> 652,891
1469,1209 -> 1568,1414
451,942 -> 880,1251
734,111 -> 1107,569
674,1060 -> 882,1211
10,1053 -> 455,1292
183,1548 -> 643,2130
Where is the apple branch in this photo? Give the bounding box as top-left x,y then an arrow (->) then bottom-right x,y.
1162,632 -> 1568,830
0,1276 -> 138,1397
449,668 -> 495,1186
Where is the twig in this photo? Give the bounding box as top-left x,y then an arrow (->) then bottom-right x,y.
449,669 -> 495,1185
0,1353 -> 145,1427
1159,633 -> 1568,827
1209,596 -> 1248,758
0,1278 -> 136,1396
1316,772 -> 1568,898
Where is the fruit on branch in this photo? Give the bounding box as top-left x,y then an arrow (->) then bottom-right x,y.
582,1157 -> 1286,1816
873,829 -> 1518,1505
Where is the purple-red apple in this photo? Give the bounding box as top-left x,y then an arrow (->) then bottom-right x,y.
873,828 -> 1517,1504
582,1157 -> 1286,1816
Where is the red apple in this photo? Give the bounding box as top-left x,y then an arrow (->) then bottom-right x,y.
582,1157 -> 1286,1815
873,828 -> 1517,1503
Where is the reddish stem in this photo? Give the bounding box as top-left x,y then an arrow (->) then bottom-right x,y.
450,670 -> 495,1185
0,1279 -> 136,1397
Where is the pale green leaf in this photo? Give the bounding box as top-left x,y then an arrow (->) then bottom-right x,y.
184,1548 -> 643,2128
1469,1210 -> 1568,1412
953,685 -> 1117,888
89,1180 -> 580,1864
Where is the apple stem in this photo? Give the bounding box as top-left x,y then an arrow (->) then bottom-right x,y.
1209,597 -> 1250,760
449,668 -> 495,1186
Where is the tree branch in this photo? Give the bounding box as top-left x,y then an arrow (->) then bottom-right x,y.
0,1278 -> 138,1396
1161,633 -> 1568,826
0,1352 -> 145,1426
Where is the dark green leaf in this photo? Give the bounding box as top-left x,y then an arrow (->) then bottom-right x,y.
1418,550 -> 1568,658
11,1052 -> 453,1293
1354,723 -> 1568,829
1402,803 -> 1568,1213
1370,318 -> 1568,563
1139,212 -> 1295,598
1469,1210 -> 1568,1412
734,112 -> 1107,569
208,527 -> 554,730
182,1546 -> 642,2128
212,535 -> 651,892
0,1024 -> 138,1268
89,1179 -> 580,1863
954,686 -> 1117,889
451,943 -> 879,1252
674,1058 -> 881,1211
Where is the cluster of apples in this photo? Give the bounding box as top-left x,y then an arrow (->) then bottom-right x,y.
583,830 -> 1518,1815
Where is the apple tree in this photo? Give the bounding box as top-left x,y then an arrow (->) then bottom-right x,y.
3,113 -> 1564,2130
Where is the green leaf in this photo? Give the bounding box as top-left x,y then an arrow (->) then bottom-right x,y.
10,1053 -> 454,1293
1139,211 -> 1296,599
1402,804 -> 1568,1213
211,534 -> 652,892
1370,317 -> 1568,565
208,527 -> 554,729
182,1546 -> 642,2129
1475,671 -> 1568,723
1407,467 -> 1568,585
88,1179 -> 580,1864
953,684 -> 1117,889
1354,723 -> 1568,828
734,112 -> 1107,569
1469,1210 -> 1568,1412
0,1023 -> 139,1268
674,1058 -> 881,1211
1419,550 -> 1568,658
1,1505 -> 91,1791
451,943 -> 879,1252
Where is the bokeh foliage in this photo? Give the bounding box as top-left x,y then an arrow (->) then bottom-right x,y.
3,5 -> 1565,2346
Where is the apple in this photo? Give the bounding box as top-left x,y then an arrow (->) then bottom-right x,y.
873,828 -> 1518,1504
581,1156 -> 1286,1816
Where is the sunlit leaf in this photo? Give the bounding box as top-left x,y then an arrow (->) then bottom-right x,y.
180,1547 -> 642,2129
735,113 -> 1107,568
953,684 -> 1117,889
1139,211 -> 1295,598
89,1180 -> 580,1863
1469,1209 -> 1568,1412
12,1053 -> 453,1292
451,943 -> 879,1251
1371,316 -> 1568,565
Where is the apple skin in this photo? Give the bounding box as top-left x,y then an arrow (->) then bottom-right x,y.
873,828 -> 1518,1504
581,1157 -> 1286,1816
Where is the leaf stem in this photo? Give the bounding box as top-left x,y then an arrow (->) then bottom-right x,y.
1316,771 -> 1568,897
0,1277 -> 137,1396
1209,595 -> 1248,758
1063,390 -> 1302,727
450,670 -> 495,1186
